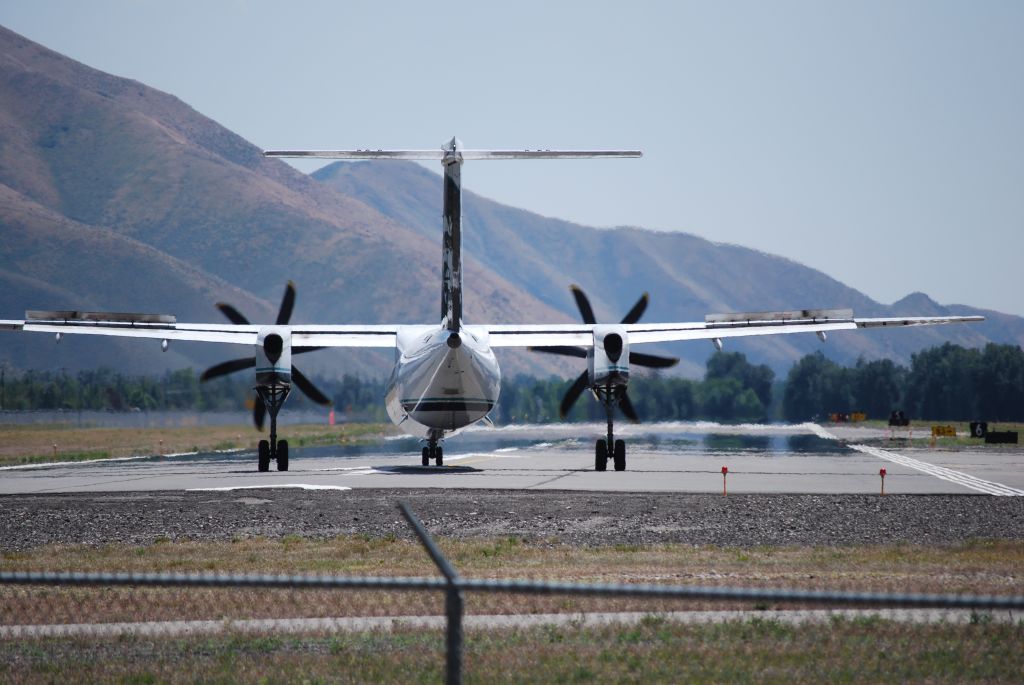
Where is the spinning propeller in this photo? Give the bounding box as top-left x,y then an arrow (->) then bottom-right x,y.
200,281 -> 330,430
533,285 -> 678,420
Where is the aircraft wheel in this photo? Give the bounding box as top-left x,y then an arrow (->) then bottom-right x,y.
613,439 -> 626,471
595,439 -> 608,471
422,446 -> 430,466
276,439 -> 289,472
435,446 -> 444,466
258,440 -> 271,472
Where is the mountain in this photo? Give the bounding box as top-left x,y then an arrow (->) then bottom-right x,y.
315,161 -> 1024,372
0,25 -> 571,377
0,25 -> 1020,382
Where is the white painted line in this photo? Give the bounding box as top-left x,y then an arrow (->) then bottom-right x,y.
440,454 -> 475,462
0,454 -> 158,471
850,444 -> 1024,496
312,466 -> 383,475
186,484 -> 351,492
808,424 -> 837,440
813,424 -> 1024,496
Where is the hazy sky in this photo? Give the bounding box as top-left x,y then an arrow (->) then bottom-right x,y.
2,1 -> 1021,315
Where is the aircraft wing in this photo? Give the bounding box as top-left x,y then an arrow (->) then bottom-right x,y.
6,309 -> 984,349
6,312 -> 401,348
486,310 -> 985,347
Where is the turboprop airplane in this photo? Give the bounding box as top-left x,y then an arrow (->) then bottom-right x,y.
0,137 -> 984,472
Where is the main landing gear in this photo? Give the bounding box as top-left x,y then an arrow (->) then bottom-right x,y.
593,384 -> 627,472
421,435 -> 444,466
256,385 -> 290,472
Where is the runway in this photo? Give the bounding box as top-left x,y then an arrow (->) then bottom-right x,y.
2,422 -> 1022,496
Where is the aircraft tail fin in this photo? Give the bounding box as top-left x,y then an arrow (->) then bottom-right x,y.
265,141 -> 641,332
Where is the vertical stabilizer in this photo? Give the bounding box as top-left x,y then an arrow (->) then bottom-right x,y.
441,137 -> 463,332
263,141 -> 640,333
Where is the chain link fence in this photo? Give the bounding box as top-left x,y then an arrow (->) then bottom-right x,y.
2,502 -> 1022,684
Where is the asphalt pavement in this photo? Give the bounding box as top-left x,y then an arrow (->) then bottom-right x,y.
2,422 -> 1021,496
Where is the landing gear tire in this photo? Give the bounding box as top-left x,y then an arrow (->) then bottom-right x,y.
595,439 -> 608,471
613,439 -> 626,471
435,446 -> 444,466
276,439 -> 289,472
422,447 -> 430,466
258,440 -> 270,472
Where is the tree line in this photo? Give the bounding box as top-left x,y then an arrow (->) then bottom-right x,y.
782,342 -> 1024,422
492,351 -> 774,424
0,368 -> 389,421
2,342 -> 1020,423
0,352 -> 777,423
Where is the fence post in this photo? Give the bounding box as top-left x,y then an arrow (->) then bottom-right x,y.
399,501 -> 463,685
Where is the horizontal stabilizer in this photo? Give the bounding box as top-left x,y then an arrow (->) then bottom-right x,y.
264,149 -> 641,160
266,150 -> 446,160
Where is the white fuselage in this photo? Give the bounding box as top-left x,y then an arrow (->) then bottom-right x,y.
385,324 -> 501,440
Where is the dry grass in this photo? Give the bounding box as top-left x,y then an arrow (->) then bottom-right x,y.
0,422 -> 390,466
2,538 -> 1021,625
5,536 -> 1023,591
3,538 -> 1022,682
1,618 -> 1021,684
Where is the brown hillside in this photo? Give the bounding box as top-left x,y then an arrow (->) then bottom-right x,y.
0,25 -> 571,377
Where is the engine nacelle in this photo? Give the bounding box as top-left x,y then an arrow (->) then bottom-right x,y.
589,324 -> 629,387
256,326 -> 292,387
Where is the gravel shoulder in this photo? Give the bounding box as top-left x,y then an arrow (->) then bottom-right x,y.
3,489 -> 1023,551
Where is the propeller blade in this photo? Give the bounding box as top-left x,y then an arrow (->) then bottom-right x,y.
276,281 -> 296,326
215,303 -> 250,326
253,395 -> 266,431
629,351 -> 679,369
200,357 -> 255,381
292,366 -> 332,406
530,346 -> 588,359
559,372 -> 591,419
619,391 -> 640,422
620,292 -> 649,325
293,346 -> 326,355
570,285 -> 596,325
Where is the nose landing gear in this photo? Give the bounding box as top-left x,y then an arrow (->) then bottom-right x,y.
594,384 -> 627,472
256,385 -> 291,472
421,436 -> 444,466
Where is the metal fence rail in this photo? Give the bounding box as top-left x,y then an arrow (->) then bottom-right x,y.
2,570 -> 1023,610
3,502 -> 1023,685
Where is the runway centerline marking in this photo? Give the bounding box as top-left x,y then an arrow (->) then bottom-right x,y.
814,425 -> 1024,496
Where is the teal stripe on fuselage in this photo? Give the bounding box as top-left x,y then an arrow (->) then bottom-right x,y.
400,397 -> 493,404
